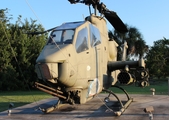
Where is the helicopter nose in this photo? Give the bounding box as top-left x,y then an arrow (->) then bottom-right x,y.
35,63 -> 58,80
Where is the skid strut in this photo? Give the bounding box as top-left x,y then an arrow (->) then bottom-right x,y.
103,85 -> 133,116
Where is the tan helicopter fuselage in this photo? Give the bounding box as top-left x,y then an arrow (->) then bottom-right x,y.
35,14 -> 124,104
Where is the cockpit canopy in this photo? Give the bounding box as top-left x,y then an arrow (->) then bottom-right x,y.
47,21 -> 84,45
48,29 -> 75,45
47,21 -> 101,53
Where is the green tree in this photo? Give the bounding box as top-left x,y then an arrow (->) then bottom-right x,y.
0,9 -> 46,90
145,38 -> 169,78
0,9 -> 16,90
108,24 -> 148,59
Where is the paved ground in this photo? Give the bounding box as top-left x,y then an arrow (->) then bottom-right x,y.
0,94 -> 169,120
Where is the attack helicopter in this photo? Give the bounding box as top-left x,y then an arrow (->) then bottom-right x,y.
34,0 -> 149,116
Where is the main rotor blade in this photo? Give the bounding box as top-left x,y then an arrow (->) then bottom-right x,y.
26,26 -> 58,35
104,11 -> 128,33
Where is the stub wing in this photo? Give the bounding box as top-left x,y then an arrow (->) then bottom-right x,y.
108,59 -> 149,87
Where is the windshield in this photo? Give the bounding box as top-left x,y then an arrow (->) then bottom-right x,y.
47,29 -> 75,45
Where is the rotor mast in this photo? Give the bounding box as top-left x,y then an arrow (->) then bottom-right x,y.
68,0 -> 128,33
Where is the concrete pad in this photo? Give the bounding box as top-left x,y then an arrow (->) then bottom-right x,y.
0,94 -> 169,120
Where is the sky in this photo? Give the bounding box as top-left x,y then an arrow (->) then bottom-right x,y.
1,0 -> 169,46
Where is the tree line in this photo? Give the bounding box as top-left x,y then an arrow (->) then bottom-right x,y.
0,9 -> 46,90
0,9 -> 168,91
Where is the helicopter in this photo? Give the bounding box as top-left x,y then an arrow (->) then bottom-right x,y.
34,0 -> 149,116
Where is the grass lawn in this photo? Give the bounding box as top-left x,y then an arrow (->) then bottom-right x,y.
0,90 -> 52,112
0,79 -> 168,112
108,79 -> 169,95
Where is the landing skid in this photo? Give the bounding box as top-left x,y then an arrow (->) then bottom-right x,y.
103,85 -> 133,116
41,100 -> 66,113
